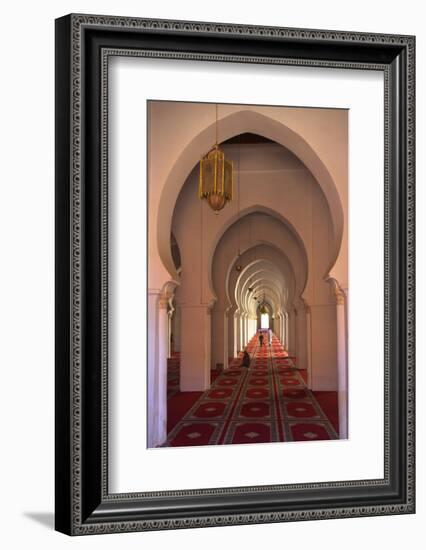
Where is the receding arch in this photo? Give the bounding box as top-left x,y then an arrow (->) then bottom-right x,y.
158,109 -> 344,285
230,254 -> 295,308
211,206 -> 309,304
235,262 -> 289,316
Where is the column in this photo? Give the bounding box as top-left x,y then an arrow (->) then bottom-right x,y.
284,312 -> 289,350
157,293 -> 170,442
180,305 -> 211,391
172,305 -> 181,353
211,307 -> 225,370
309,299 -> 340,391
147,289 -> 169,448
227,306 -> 236,360
241,314 -> 245,348
167,304 -> 174,359
289,308 -> 297,358
223,310 -> 229,370
296,304 -> 309,371
305,305 -> 312,388
336,288 -> 348,438
233,313 -> 239,358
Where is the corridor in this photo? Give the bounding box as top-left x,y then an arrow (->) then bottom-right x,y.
147,101 -> 349,448
165,332 -> 338,446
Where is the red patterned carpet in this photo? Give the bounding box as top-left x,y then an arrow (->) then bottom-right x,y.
165,334 -> 339,447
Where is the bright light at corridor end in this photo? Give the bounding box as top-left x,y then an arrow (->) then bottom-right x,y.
261,313 -> 269,329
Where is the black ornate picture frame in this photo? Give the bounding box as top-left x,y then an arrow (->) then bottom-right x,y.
55,13 -> 415,535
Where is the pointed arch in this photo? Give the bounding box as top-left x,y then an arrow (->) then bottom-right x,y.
157,109 -> 344,285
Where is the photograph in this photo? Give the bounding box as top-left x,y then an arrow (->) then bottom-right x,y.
0,0 -> 420,547
147,100 -> 348,448
52,9 -> 415,537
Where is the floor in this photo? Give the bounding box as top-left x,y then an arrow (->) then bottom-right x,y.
164,333 -> 339,447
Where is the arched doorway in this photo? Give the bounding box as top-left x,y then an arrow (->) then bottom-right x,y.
260,312 -> 270,329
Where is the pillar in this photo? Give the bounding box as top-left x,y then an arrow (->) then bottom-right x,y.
233,312 -> 239,358
295,304 -> 308,371
180,305 -> 211,391
227,306 -> 236,360
172,305 -> 181,353
280,313 -> 285,344
284,312 -> 289,350
211,307 -> 225,370
167,303 -> 174,359
249,318 -> 255,341
147,289 -> 170,448
239,315 -> 244,352
309,298 -> 338,391
276,315 -> 280,339
223,310 -> 229,370
336,288 -> 348,438
289,308 -> 297,358
157,293 -> 169,440
305,305 -> 312,388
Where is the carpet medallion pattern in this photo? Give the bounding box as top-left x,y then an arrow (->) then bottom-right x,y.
164,335 -> 338,447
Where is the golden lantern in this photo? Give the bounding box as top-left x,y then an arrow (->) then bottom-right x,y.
199,105 -> 233,213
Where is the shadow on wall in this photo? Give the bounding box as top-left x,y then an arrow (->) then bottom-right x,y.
23,512 -> 54,530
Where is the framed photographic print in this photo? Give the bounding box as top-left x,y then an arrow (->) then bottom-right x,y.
55,14 -> 415,535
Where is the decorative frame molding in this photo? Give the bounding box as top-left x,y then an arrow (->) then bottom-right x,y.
55,13 -> 415,535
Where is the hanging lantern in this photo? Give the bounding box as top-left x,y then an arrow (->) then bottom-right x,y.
199,144 -> 233,212
259,304 -> 268,315
199,105 -> 233,213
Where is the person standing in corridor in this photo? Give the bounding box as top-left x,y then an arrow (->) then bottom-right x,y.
241,349 -> 251,368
